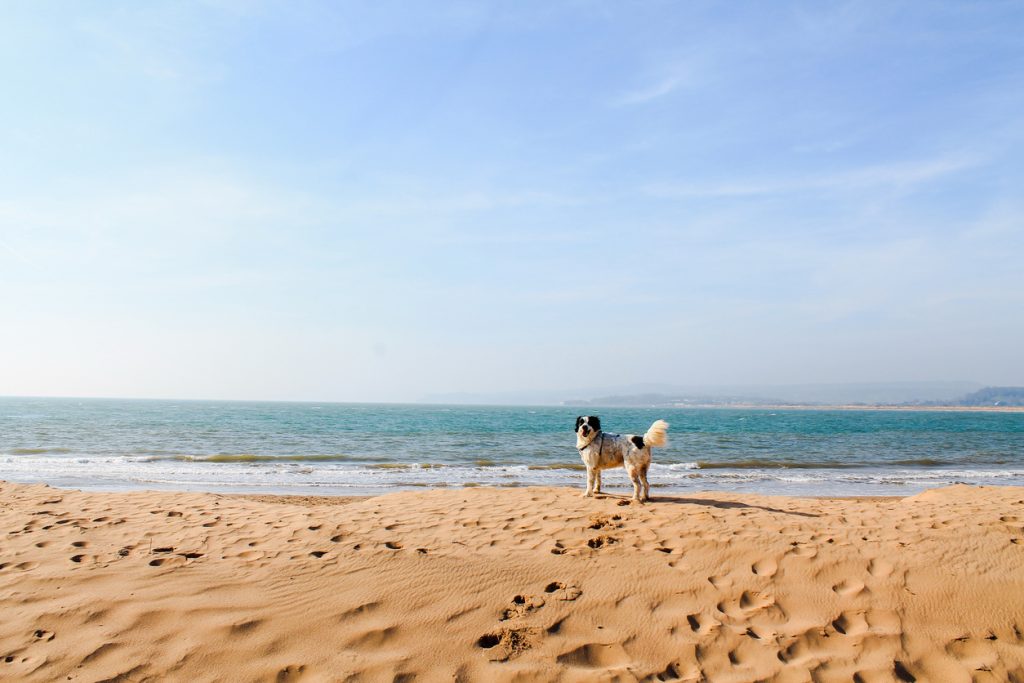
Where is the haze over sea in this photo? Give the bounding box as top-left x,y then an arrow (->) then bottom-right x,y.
3,397 -> 1022,497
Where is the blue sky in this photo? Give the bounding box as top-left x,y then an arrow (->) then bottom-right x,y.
1,1 -> 1022,401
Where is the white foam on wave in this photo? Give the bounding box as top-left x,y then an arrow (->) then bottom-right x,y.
5,454 -> 1024,498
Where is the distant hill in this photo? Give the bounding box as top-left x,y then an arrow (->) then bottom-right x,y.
563,393 -> 787,407
567,385 -> 1024,408
956,387 -> 1024,407
424,381 -> 983,406
562,382 -> 984,407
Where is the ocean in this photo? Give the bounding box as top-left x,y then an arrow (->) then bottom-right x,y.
1,397 -> 1022,497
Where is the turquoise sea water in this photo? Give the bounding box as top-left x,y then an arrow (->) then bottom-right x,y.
1,397 -> 1022,496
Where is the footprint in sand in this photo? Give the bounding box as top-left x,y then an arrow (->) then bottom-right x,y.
715,590 -> 775,620
651,661 -> 687,681
751,557 -> 778,577
831,610 -> 870,636
544,582 -> 582,601
893,660 -> 917,682
945,636 -> 999,671
777,628 -> 829,665
587,536 -> 617,549
868,558 -> 894,578
832,578 -> 866,597
864,608 -> 902,636
346,625 -> 400,649
708,574 -> 733,589
476,626 -> 540,661
337,601 -> 380,621
588,514 -> 623,531
556,642 -> 630,669
148,556 -> 187,568
787,543 -> 817,559
501,594 -> 545,620
738,590 -> 772,612
276,664 -> 308,681
236,550 -> 264,561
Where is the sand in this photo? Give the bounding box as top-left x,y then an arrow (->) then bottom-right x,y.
2,481 -> 1024,682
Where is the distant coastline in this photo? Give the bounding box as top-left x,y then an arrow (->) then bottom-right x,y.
561,385 -> 1024,411
677,403 -> 1024,413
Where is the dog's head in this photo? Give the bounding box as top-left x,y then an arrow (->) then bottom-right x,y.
575,415 -> 601,448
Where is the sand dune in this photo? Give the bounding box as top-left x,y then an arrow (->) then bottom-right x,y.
2,480 -> 1024,681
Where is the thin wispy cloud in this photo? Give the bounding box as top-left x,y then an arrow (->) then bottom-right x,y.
644,156 -> 981,199
614,74 -> 689,106
612,61 -> 700,106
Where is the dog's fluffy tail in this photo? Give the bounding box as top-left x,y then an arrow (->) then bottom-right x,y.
644,419 -> 669,448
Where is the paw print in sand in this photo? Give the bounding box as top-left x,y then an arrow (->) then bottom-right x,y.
500,594 -> 545,621
544,581 -> 582,601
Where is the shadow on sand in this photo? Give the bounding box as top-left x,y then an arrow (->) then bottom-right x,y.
593,492 -> 819,518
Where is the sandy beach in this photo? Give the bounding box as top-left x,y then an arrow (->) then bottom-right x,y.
2,481 -> 1024,682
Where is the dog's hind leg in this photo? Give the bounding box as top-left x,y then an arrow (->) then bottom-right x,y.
640,463 -> 650,502
626,465 -> 643,503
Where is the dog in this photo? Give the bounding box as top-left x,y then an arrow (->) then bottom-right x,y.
575,416 -> 669,503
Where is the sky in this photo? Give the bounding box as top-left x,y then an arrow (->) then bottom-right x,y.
1,1 -> 1022,402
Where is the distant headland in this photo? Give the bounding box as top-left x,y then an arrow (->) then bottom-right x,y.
562,386 -> 1024,410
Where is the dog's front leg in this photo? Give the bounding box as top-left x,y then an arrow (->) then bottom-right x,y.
594,470 -> 602,494
583,467 -> 596,497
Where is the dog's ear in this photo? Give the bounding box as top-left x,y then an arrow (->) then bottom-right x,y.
575,416 -> 583,432
590,416 -> 601,431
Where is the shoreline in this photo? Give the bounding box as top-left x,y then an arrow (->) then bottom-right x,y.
3,480 -> 1023,681
43,483 -> 908,504
2,479 -> 950,501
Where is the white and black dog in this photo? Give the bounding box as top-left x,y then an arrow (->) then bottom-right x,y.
575,416 -> 669,503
